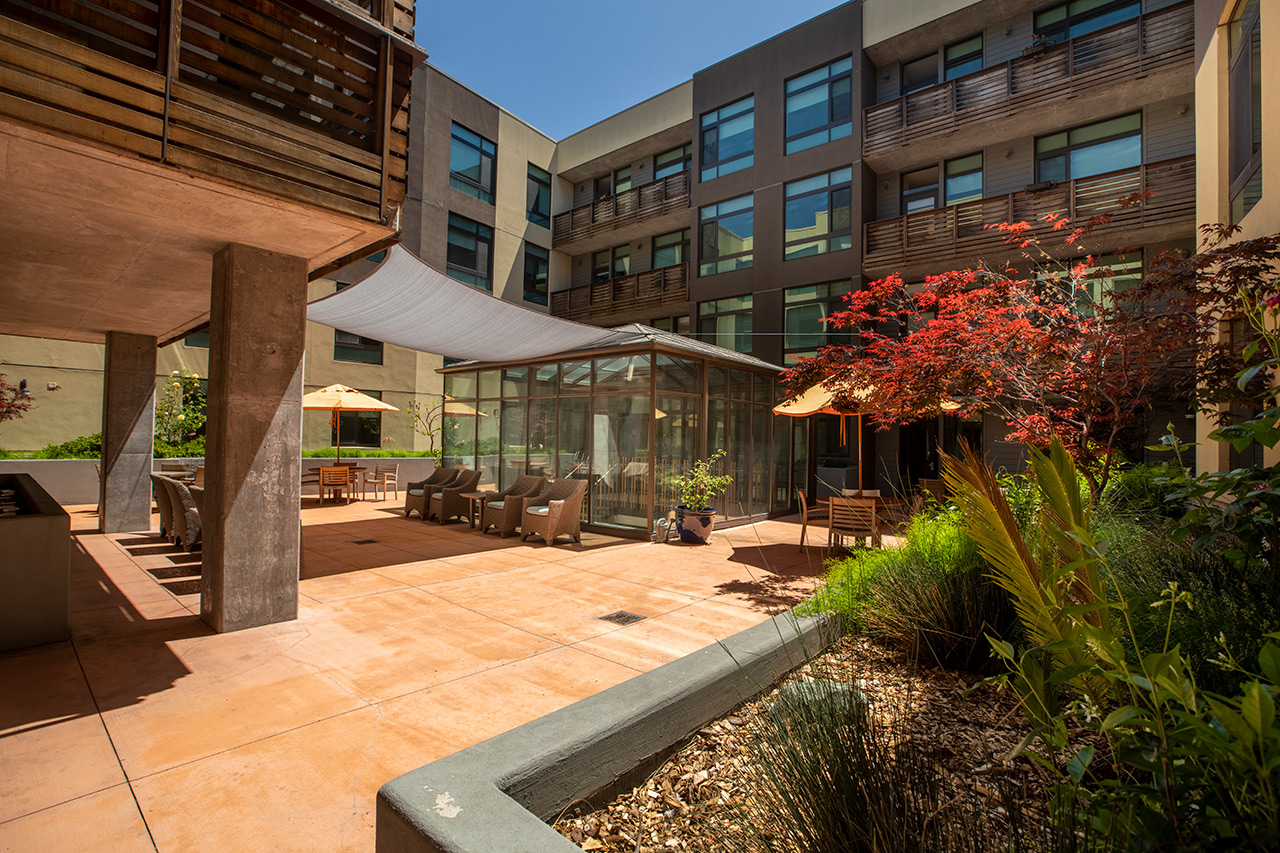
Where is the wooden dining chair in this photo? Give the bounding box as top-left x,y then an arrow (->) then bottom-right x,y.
828,496 -> 881,550
796,489 -> 829,552
318,466 -> 351,504
363,462 -> 399,501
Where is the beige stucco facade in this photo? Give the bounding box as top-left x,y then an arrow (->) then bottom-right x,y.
1194,0 -> 1278,471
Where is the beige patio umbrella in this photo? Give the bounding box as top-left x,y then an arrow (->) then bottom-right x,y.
774,382 -> 959,492
302,384 -> 398,461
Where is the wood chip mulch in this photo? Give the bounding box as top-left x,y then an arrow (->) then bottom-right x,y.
552,634 -> 1059,852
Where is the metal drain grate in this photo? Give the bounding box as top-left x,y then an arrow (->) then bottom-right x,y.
599,610 -> 645,626
352,539 -> 378,545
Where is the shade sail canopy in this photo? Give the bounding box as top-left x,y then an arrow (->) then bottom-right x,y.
306,245 -> 616,362
302,384 -> 399,412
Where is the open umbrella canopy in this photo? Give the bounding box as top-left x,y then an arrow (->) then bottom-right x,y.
302,384 -> 399,413
772,382 -> 873,417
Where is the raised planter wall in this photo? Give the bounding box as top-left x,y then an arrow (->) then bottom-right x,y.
377,611 -> 837,853
0,473 -> 70,651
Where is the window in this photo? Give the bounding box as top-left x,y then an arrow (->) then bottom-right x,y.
699,195 -> 754,275
523,244 -> 549,305
698,295 -> 753,354
945,153 -> 983,205
651,316 -> 692,334
446,214 -> 493,290
526,164 -> 551,227
1041,252 -> 1143,309
785,57 -> 853,154
449,123 -> 496,204
595,167 -> 631,200
902,167 -> 940,214
183,330 -> 209,348
901,53 -> 938,94
784,167 -> 852,260
1035,0 -> 1140,45
333,389 -> 382,447
700,96 -> 754,181
592,245 -> 630,281
1229,0 -> 1262,224
784,281 -> 853,364
1036,113 -> 1141,183
653,229 -> 690,270
945,34 -> 983,80
654,144 -> 692,179
334,330 -> 383,364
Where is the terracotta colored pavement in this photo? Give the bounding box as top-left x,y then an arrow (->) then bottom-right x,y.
0,498 -> 834,852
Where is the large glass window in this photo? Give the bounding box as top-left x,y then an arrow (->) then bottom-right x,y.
449,123 -> 496,204
1229,0 -> 1262,224
1036,113 -> 1141,183
592,244 -> 630,281
590,394 -> 650,528
945,34 -> 983,80
784,168 -> 852,260
902,167 -> 940,214
1035,0 -> 1140,45
700,96 -> 754,181
901,53 -> 938,94
945,153 -> 983,205
654,143 -> 692,179
785,57 -> 853,155
653,229 -> 690,270
699,195 -> 754,276
523,244 -> 549,305
783,281 -> 853,363
446,214 -> 493,290
526,163 -> 551,227
333,329 -> 383,364
698,295 -> 753,354
333,389 -> 382,447
595,167 -> 631,199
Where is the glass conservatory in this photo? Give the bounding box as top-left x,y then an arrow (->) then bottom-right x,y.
440,325 -> 804,538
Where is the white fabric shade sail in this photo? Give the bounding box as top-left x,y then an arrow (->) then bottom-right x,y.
306,245 -> 616,362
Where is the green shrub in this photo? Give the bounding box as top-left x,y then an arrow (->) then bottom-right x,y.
730,681 -> 1027,852
34,432 -> 102,459
153,436 -> 205,459
1099,461 -> 1187,522
809,512 -> 1020,673
301,448 -> 441,458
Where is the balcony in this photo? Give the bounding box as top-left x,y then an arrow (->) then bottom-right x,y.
550,264 -> 689,324
863,2 -> 1193,172
552,172 -> 690,255
0,0 -> 418,225
863,156 -> 1195,278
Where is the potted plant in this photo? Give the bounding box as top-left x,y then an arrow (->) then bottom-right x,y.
1021,33 -> 1052,57
673,449 -> 733,544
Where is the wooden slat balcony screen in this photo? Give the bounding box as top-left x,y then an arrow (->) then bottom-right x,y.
552,172 -> 690,249
550,264 -> 689,323
0,0 -> 417,224
863,156 -> 1195,273
863,2 -> 1193,157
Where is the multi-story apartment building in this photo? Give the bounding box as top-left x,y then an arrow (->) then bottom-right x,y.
545,0 -> 1200,493
6,0 -> 1267,501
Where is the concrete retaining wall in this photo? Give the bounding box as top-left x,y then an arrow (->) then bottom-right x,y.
0,458 -> 440,506
376,611 -> 837,853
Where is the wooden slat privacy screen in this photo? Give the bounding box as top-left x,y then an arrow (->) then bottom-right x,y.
863,2 -> 1193,159
550,264 -> 690,324
553,172 -> 690,250
0,0 -> 418,224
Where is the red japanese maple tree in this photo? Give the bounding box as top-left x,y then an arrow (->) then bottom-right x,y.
782,216 -> 1208,496
0,374 -> 34,439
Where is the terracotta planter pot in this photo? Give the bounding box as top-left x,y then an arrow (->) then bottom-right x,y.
675,506 -> 716,544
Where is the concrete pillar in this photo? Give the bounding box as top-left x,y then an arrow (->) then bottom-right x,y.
99,332 -> 157,533
201,243 -> 307,633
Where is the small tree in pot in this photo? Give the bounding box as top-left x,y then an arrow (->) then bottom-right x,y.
674,449 -> 734,544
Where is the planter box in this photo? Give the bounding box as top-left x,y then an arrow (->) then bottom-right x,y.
376,611 -> 837,852
0,473 -> 70,651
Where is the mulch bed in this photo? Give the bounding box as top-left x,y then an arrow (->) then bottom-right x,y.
553,634 -> 1058,852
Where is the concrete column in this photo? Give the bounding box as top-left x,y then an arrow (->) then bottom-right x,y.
99,332 -> 157,533
201,243 -> 307,633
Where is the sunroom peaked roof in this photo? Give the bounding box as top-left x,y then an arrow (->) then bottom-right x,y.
442,323 -> 783,372
305,245 -> 616,362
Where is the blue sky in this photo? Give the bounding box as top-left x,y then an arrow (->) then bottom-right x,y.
416,0 -> 845,139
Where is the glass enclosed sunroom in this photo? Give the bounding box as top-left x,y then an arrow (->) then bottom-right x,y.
440,325 -> 804,538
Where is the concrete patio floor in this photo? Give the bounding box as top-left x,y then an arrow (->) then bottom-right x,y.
0,498 -> 834,851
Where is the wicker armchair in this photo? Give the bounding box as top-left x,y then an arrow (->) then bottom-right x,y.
521,478 -> 588,546
404,467 -> 460,519
478,475 -> 547,537
189,484 -> 205,519
427,469 -> 482,523
162,477 -> 202,551
151,473 -> 176,541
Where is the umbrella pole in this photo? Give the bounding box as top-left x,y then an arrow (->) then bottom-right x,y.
332,410 -> 341,462
857,413 -> 863,493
